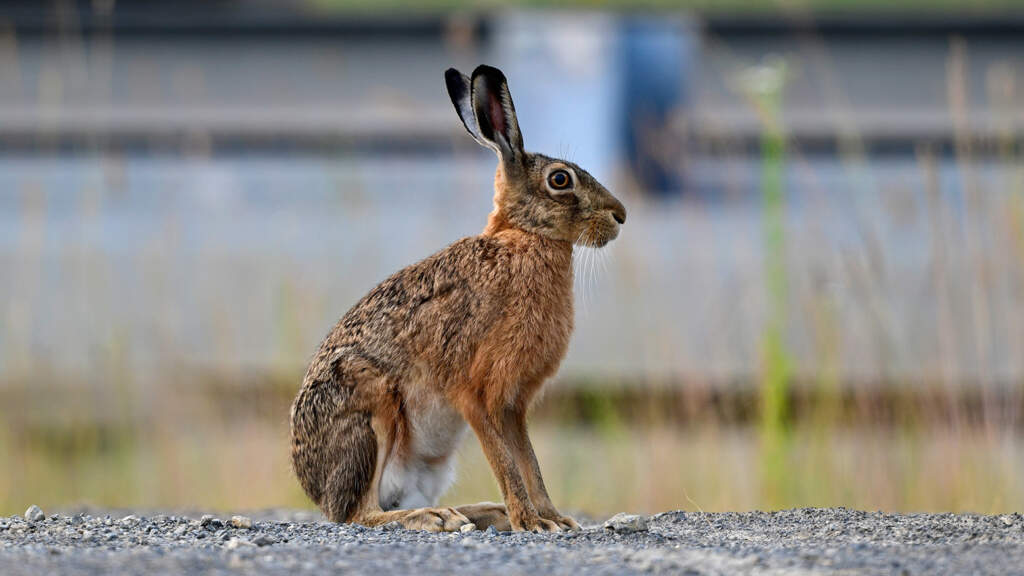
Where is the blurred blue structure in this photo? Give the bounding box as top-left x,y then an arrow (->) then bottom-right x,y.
619,16 -> 694,196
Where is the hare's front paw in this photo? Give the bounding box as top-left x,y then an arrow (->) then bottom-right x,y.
538,507 -> 581,531
402,507 -> 473,532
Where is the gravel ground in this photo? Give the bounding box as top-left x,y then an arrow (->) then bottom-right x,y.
1,506 -> 1023,575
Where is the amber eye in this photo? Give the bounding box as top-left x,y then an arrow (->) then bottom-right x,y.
547,169 -> 572,190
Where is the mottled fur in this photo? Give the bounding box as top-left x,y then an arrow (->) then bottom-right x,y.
290,65 -> 626,532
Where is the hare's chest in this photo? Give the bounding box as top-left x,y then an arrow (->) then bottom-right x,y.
505,270 -> 575,380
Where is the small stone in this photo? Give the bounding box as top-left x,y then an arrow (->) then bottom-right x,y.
381,521 -> 403,531
460,523 -> 477,533
252,534 -> 276,546
1000,515 -> 1015,527
199,515 -> 223,528
486,525 -> 499,535
230,515 -> 253,529
173,525 -> 189,536
24,505 -> 44,523
603,513 -> 649,534
225,537 -> 255,549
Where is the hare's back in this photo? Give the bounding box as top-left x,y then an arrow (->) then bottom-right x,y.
318,236 -> 510,376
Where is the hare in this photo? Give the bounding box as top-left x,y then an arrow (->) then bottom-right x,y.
289,65 -> 626,532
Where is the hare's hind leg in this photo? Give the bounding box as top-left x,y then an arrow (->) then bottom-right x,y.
319,409 -> 474,532
348,398 -> 473,531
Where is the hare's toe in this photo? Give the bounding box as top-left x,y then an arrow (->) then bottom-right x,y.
552,514 -> 581,531
513,514 -> 562,533
537,506 -> 581,531
534,518 -> 562,533
403,507 -> 473,532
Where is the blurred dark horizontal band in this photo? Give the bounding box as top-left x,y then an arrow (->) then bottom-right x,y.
0,2 -> 489,38
4,1 -> 1024,36
4,372 -> 1023,429
0,125 -> 1016,159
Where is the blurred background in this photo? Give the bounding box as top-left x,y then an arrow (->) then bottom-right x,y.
1,0 -> 1023,517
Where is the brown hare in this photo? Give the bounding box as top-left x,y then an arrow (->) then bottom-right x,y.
289,65 -> 626,532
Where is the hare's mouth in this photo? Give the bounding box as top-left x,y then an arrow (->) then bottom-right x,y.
594,228 -> 619,247
575,221 -> 619,248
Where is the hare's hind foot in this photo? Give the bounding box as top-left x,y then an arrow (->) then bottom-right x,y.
357,507 -> 473,533
456,502 -> 511,531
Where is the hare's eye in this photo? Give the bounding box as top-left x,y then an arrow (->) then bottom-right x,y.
548,169 -> 572,190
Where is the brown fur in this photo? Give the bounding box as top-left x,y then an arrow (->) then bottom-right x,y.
289,65 -> 625,532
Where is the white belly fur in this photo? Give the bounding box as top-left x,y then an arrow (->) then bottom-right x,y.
379,385 -> 468,510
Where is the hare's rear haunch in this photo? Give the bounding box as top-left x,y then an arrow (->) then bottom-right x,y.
289,65 -> 626,532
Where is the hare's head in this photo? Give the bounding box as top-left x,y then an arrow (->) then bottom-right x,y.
445,65 -> 626,248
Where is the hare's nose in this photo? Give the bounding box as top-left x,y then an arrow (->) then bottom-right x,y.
603,193 -> 626,225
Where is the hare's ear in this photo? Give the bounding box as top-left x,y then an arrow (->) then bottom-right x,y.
445,68 -> 489,148
469,65 -> 525,164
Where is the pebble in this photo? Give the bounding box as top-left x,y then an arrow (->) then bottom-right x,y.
199,515 -> 223,528
230,516 -> 253,530
24,505 -> 45,523
252,534 -> 276,547
460,523 -> 477,534
603,513 -> 649,534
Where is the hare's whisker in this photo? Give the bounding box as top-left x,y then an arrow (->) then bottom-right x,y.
584,229 -> 596,311
597,242 -> 610,279
572,228 -> 589,313
584,230 -> 596,313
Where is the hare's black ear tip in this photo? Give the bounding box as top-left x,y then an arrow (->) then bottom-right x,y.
472,64 -> 507,82
444,68 -> 469,99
